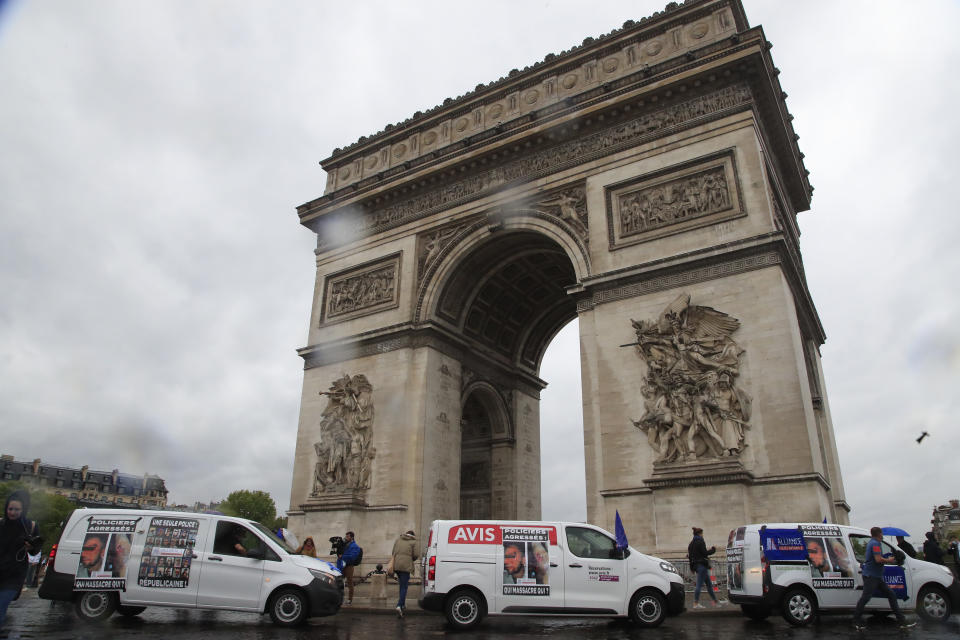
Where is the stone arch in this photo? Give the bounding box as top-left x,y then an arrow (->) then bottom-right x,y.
418,216 -> 587,372
289,3 -> 848,556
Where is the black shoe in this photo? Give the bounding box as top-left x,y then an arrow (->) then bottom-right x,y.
899,621 -> 916,629
852,622 -> 866,631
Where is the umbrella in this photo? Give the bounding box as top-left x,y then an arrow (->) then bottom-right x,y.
881,527 -> 910,537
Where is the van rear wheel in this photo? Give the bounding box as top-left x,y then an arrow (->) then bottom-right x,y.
917,584 -> 951,622
781,586 -> 816,626
75,591 -> 117,622
445,589 -> 484,629
629,588 -> 667,627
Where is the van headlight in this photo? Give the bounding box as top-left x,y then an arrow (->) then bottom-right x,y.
309,569 -> 336,586
659,561 -> 680,575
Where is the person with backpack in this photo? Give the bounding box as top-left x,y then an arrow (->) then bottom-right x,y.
389,530 -> 417,617
1,490 -> 42,628
336,531 -> 362,604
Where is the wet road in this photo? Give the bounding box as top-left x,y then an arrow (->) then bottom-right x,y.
3,590 -> 958,639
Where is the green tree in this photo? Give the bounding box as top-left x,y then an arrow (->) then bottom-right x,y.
220,489 -> 276,526
30,492 -> 76,554
0,482 -> 76,554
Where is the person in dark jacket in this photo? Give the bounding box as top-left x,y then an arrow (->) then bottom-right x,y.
688,526 -> 725,608
923,531 -> 945,565
1,490 -> 42,628
895,536 -> 917,559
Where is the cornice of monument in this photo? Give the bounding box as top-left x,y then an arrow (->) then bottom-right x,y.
576,232 -> 826,344
298,4 -> 812,244
320,0 -> 749,167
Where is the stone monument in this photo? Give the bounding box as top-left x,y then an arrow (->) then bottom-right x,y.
287,0 -> 848,560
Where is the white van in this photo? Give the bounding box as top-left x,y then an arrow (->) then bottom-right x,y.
417,520 -> 685,629
726,523 -> 960,625
38,508 -> 343,626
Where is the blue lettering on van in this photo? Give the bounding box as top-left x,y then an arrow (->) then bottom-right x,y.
874,567 -> 908,600
759,529 -> 808,561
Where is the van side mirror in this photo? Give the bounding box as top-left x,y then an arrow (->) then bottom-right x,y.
246,547 -> 265,560
610,548 -> 630,560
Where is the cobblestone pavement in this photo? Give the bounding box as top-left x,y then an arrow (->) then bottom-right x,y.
2,587 -> 957,639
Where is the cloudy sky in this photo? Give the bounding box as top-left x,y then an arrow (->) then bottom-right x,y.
1,0 -> 957,546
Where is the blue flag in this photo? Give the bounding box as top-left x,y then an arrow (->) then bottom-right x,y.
822,517 -> 828,524
615,510 -> 628,550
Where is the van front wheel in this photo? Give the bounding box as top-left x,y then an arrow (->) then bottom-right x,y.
917,585 -> 951,622
781,587 -> 816,626
629,588 -> 667,627
75,591 -> 117,622
268,588 -> 309,627
445,589 -> 484,629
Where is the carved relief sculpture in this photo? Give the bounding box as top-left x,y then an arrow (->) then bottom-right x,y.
628,293 -> 752,463
534,186 -> 588,240
619,166 -> 729,237
323,254 -> 401,322
311,374 -> 375,495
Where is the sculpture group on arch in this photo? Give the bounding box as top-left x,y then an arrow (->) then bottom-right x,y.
630,293 -> 752,464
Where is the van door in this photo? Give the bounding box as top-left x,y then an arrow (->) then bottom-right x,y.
124,515 -> 208,607
848,534 -> 911,609
803,531 -> 858,608
195,520 -> 267,610
561,525 -> 627,613
494,525 -> 564,613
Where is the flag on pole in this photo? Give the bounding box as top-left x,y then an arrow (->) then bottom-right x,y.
822,517 -> 828,524
615,510 -> 628,550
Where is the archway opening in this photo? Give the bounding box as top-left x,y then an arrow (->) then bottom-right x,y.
459,392 -> 492,519
436,229 -> 584,520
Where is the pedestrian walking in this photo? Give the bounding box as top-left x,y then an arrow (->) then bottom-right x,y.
949,537 -> 960,581
923,531 -> 945,565
688,526 -> 725,609
852,527 -> 915,631
336,531 -> 362,604
389,530 -> 418,617
1,490 -> 43,628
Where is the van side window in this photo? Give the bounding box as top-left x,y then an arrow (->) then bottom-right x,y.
850,534 -> 895,563
565,527 -> 616,559
214,522 -> 259,557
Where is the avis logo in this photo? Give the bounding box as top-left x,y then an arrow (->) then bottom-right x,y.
450,526 -> 497,543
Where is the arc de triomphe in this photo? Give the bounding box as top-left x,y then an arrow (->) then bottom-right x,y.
287,0 -> 848,559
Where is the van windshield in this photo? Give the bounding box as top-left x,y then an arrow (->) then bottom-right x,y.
250,521 -> 297,554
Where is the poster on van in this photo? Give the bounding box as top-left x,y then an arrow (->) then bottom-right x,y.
74,517 -> 139,591
726,547 -> 743,590
137,517 -> 199,589
502,527 -> 550,596
759,528 -> 806,562
804,534 -> 855,588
